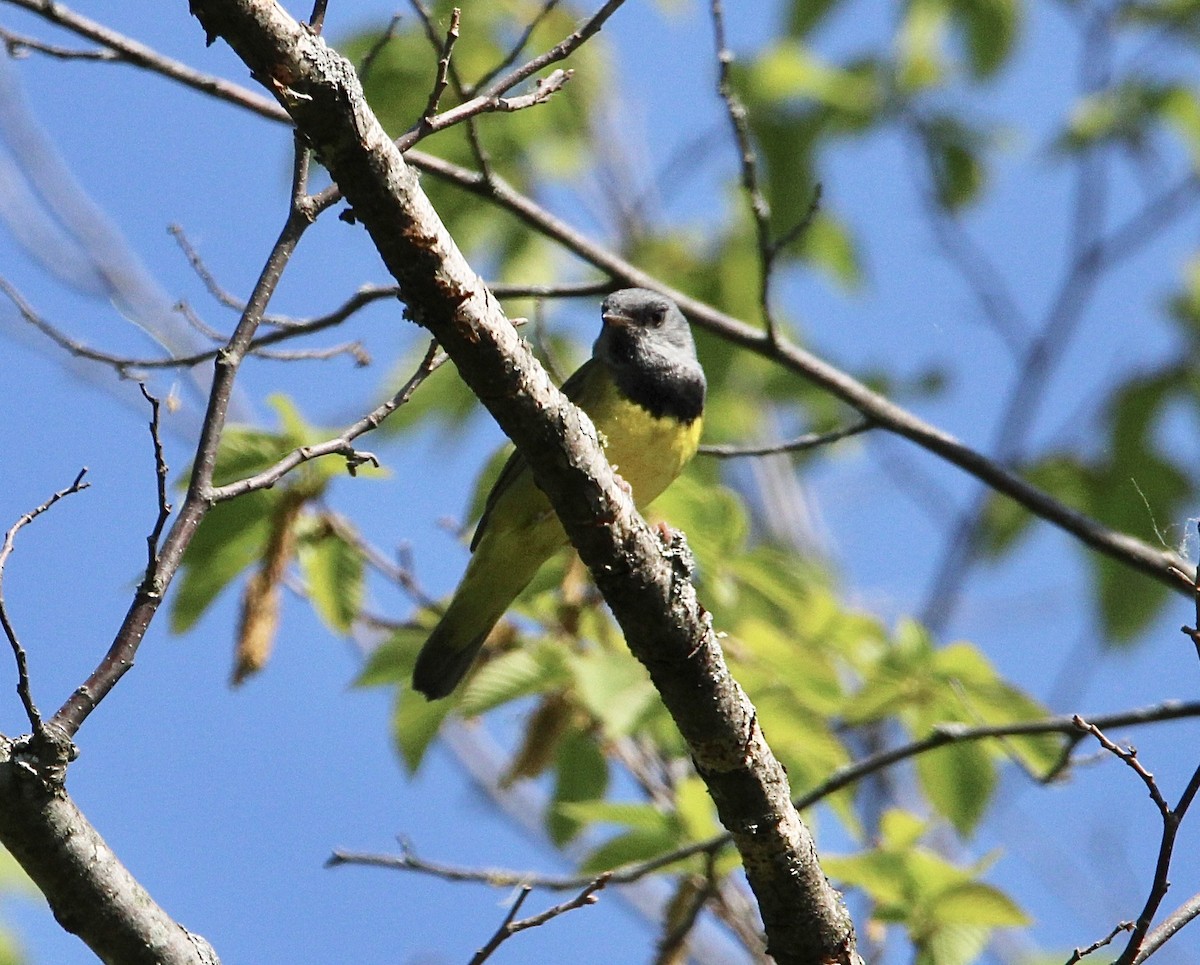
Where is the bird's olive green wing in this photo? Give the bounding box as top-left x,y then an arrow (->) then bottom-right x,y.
470,359 -> 603,551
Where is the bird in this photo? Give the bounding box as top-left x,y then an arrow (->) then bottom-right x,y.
412,288 -> 706,700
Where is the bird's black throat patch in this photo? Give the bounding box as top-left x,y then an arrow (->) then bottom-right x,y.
613,363 -> 706,424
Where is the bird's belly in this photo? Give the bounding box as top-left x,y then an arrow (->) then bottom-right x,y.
596,397 -> 703,509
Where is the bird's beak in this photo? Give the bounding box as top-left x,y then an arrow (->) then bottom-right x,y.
602,311 -> 634,329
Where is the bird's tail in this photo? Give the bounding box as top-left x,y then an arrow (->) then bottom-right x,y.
411,544 -> 542,700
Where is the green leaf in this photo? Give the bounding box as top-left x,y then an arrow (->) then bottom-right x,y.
547,728 -> 608,846
787,0 -> 844,37
1160,86 -> 1200,166
800,212 -> 862,288
922,117 -> 988,210
915,741 -> 996,835
880,809 -> 928,849
459,646 -> 565,716
977,455 -> 1090,558
951,0 -> 1020,78
930,882 -> 1030,926
356,625 -> 428,687
171,490 -> 275,632
674,776 -> 720,842
897,0 -> 950,91
299,531 -> 363,634
557,800 -> 674,834
569,649 -> 657,737
918,924 -> 991,965
752,41 -> 881,114
392,685 -> 453,774
822,850 -> 912,906
580,826 -> 681,874
0,846 -> 33,896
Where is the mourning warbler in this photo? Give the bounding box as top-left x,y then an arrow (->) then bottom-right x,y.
412,289 -> 706,700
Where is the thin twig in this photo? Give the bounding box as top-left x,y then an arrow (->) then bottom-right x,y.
4,0 -> 288,122
332,699 -> 1200,893
710,0 -> 778,341
700,419 -> 874,458
1066,921 -> 1134,964
655,861 -> 717,965
323,519 -> 437,609
488,280 -> 612,299
136,385 -> 172,588
419,7 -> 460,123
0,25 -> 115,61
472,0 -> 562,92
394,67 -> 573,153
51,135 -> 319,738
1072,715 -> 1169,817
0,469 -> 90,733
357,13 -> 402,82
0,275 -> 394,374
1076,700 -> 1200,965
468,875 -> 610,965
308,0 -> 329,34
209,339 -> 445,502
406,0 -> 492,174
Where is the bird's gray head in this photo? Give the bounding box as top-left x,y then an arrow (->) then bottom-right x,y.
593,289 -> 705,422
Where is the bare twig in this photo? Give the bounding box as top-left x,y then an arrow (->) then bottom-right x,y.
489,280 -> 612,299
209,339 -> 445,502
0,25 -> 115,61
468,875 -> 610,965
168,224 -> 245,313
357,13 -> 402,82
137,385 -> 172,587
328,840 -> 585,888
710,0 -> 778,342
1,275 -> 393,374
419,7 -> 460,123
1176,527 -> 1200,662
323,519 -> 437,609
1073,715 -> 1169,817
1074,706 -> 1200,965
333,700 -> 1200,894
406,0 -> 493,174
700,419 -> 874,459
307,0 -> 328,34
0,469 -> 90,732
1066,921 -> 1134,964
655,862 -> 718,965
394,67 -> 573,153
4,0 -> 287,122
51,135 -> 319,738
472,0 -> 562,93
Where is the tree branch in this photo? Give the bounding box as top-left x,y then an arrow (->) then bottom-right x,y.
51,137 -> 317,737
0,733 -> 220,965
184,4 -> 858,961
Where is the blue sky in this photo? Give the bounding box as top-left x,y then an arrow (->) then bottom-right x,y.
1,0 -> 1199,963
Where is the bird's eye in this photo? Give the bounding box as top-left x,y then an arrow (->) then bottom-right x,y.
649,306 -> 666,326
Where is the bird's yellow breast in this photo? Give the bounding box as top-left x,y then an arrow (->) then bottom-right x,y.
590,394 -> 703,509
